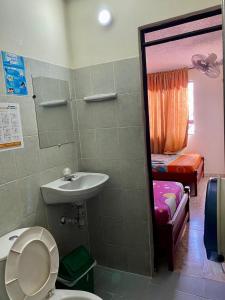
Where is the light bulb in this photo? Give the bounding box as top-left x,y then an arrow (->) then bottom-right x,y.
98,9 -> 112,26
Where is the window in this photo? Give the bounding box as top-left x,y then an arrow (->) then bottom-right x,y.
188,82 -> 194,134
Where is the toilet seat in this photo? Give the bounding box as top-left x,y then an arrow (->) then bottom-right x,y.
5,227 -> 59,300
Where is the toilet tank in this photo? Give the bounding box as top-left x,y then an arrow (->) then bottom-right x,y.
0,228 -> 29,300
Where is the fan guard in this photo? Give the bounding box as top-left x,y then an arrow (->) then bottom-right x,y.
191,53 -> 222,78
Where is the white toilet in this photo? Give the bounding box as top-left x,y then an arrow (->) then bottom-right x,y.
0,227 -> 102,300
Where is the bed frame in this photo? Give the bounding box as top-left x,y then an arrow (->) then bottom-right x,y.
152,157 -> 204,196
156,186 -> 190,271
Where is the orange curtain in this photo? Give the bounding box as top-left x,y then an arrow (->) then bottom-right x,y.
148,68 -> 189,154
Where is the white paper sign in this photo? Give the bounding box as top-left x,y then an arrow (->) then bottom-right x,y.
0,103 -> 23,151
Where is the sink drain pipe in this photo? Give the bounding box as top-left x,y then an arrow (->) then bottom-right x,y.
60,204 -> 85,228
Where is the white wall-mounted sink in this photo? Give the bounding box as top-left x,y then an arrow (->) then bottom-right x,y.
41,172 -> 109,205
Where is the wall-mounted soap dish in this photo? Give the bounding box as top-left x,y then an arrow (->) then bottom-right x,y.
84,93 -> 117,102
39,99 -> 68,107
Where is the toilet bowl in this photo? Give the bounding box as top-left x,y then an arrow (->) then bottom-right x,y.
0,227 -> 102,300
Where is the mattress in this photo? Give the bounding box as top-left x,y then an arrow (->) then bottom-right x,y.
152,153 -> 202,173
153,180 -> 184,225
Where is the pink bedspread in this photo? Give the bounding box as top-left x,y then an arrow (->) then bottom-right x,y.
153,180 -> 184,225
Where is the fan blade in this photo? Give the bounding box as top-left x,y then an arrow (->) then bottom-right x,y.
206,53 -> 217,64
192,54 -> 207,70
205,65 -> 220,78
216,59 -> 223,66
191,53 -> 221,78
192,54 -> 206,63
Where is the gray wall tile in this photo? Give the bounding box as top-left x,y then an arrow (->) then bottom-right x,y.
71,100 -> 79,131
87,201 -> 103,246
120,159 -> 146,189
75,57 -> 152,276
35,196 -> 48,228
77,101 -> 96,129
98,159 -> 121,189
91,63 -> 115,94
17,174 -> 40,217
57,142 -> 75,166
81,158 -> 123,190
77,100 -> 117,129
79,129 -> 97,159
79,158 -> 102,172
28,58 -> 51,78
32,76 -> 74,148
99,189 -> 124,218
93,101 -> 117,129
38,145 -> 61,171
123,220 -> 149,248
103,244 -> 128,271
0,58 -> 87,261
96,128 -> 120,159
39,167 -> 62,186
14,136 -> 40,178
119,127 -> 145,159
116,93 -> 143,127
0,56 -> 152,277
102,216 -> 124,245
73,67 -> 92,99
0,181 -> 24,236
122,189 -> 148,222
34,77 -> 60,99
114,58 -> 141,94
0,151 -> 17,185
126,247 -> 150,275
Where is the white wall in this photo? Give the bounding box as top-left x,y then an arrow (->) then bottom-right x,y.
0,0 -> 221,68
185,69 -> 224,175
0,0 -> 70,67
65,0 -> 221,68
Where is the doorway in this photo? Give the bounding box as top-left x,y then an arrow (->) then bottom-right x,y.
139,5 -> 225,280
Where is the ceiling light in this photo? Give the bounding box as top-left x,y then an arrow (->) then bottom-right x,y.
98,9 -> 112,26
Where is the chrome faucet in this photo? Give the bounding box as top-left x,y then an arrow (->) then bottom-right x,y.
64,173 -> 75,181
63,168 -> 76,181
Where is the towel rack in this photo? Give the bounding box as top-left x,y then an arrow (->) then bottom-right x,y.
39,99 -> 68,107
84,93 -> 117,102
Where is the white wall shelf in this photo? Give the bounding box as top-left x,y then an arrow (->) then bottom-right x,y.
39,99 -> 68,107
84,93 -> 117,102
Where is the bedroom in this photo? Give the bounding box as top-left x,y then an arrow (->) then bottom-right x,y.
141,9 -> 225,279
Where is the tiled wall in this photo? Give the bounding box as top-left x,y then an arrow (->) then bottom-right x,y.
32,77 -> 74,148
0,57 -> 89,256
0,55 -> 153,275
72,58 -> 153,275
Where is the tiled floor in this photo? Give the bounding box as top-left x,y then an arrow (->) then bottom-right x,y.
94,265 -> 225,299
94,177 -> 225,299
174,177 -> 225,282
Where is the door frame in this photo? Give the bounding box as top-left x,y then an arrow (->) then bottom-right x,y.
138,4 -> 223,270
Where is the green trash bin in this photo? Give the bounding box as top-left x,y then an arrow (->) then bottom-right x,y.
56,246 -> 96,293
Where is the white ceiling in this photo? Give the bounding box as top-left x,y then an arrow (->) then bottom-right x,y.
145,15 -> 223,73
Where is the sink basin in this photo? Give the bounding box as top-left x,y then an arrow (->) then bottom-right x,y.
41,172 -> 109,204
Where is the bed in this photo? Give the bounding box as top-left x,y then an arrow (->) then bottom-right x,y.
151,153 -> 204,196
153,180 -> 190,271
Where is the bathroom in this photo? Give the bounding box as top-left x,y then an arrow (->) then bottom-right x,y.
1,1 -> 225,300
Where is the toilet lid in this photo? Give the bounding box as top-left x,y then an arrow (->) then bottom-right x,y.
5,227 -> 59,300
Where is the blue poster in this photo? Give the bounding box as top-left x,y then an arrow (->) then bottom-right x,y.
1,51 -> 28,96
